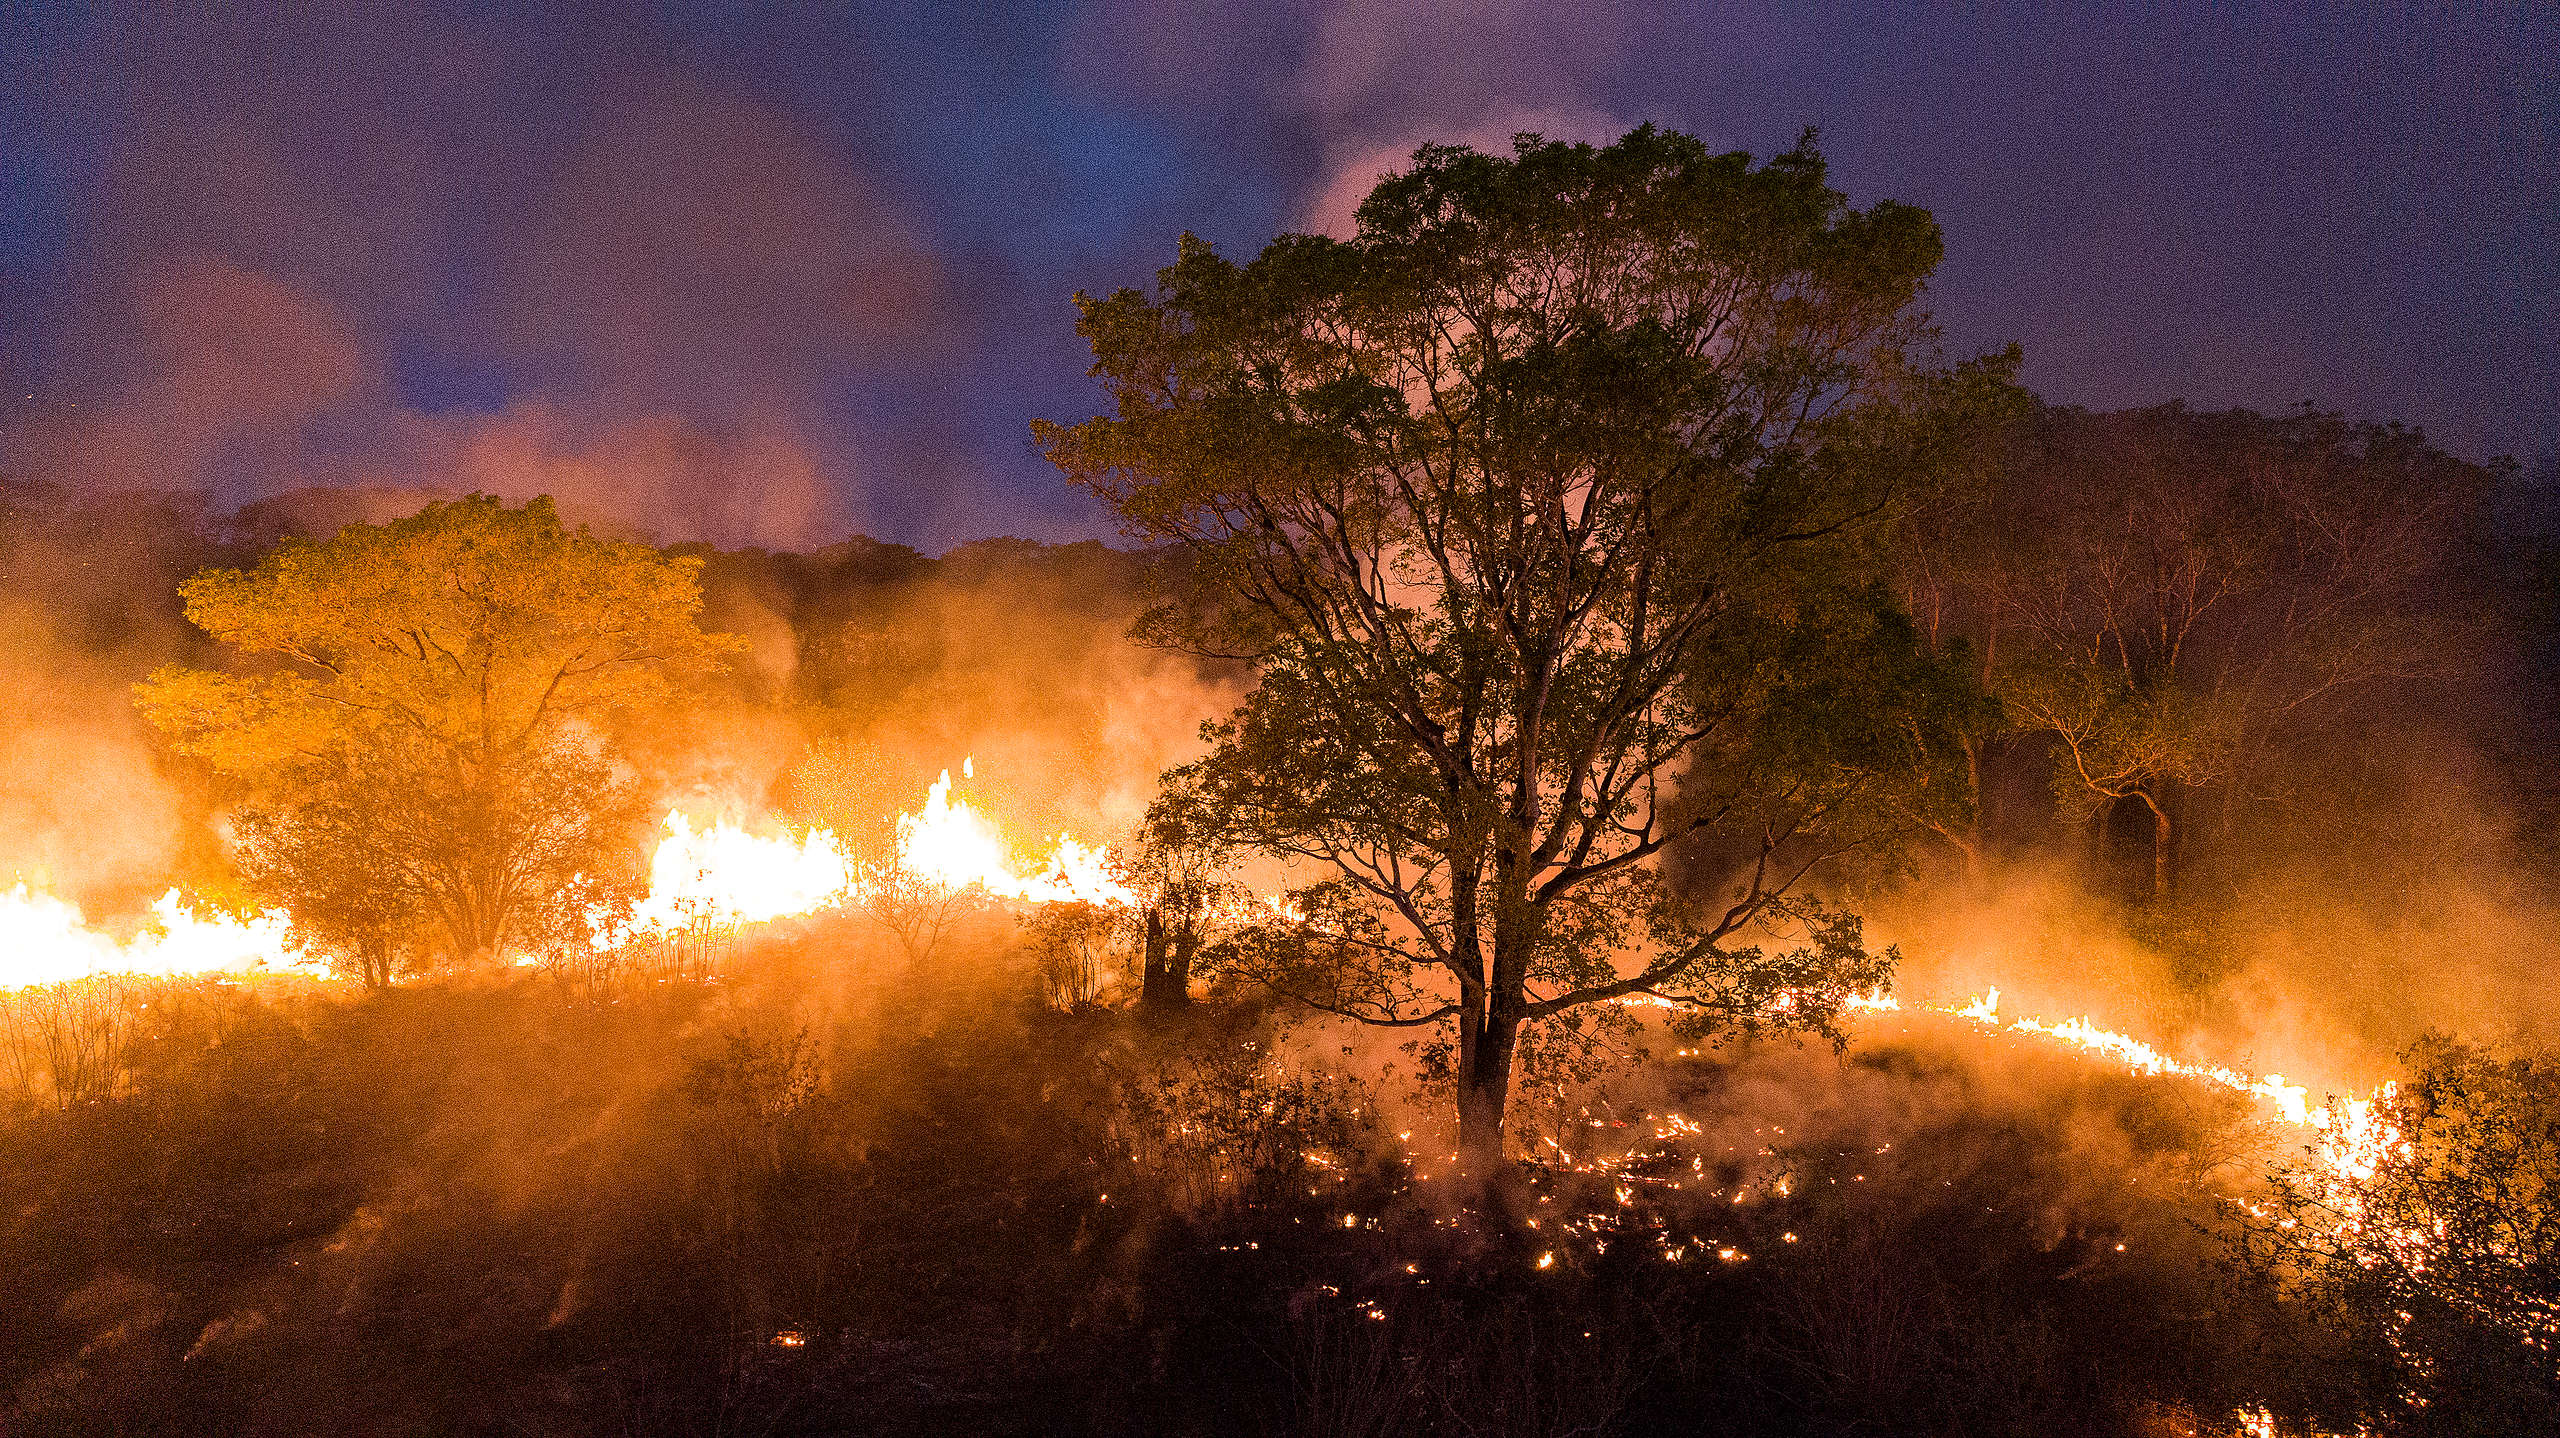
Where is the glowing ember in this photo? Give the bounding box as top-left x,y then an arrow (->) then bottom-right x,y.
0,883 -> 308,990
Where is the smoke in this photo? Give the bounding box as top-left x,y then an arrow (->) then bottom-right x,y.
3,6 -> 950,549
1296,105 -> 1632,239
768,539 -> 1245,839
1281,0 -> 1640,237
1857,765 -> 2560,1103
1058,0 -> 1643,240
0,605 -> 193,906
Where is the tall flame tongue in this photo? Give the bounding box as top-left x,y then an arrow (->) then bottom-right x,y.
621,813 -> 858,934
1,883 -> 306,990
894,768 -> 1136,906
603,759 -> 1138,950
895,769 -> 1017,895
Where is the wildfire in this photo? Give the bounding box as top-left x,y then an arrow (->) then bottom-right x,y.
0,763 -> 2410,1225
0,883 -> 309,990
614,812 -> 859,937
5,757 -> 1139,986
596,760 -> 1138,951
1925,986 -> 2400,1177
893,768 -> 1135,906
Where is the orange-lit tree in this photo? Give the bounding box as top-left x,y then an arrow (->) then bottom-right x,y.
1901,405 -> 2494,899
2241,1035 -> 2560,1428
1039,128 -> 2005,1159
137,494 -> 740,971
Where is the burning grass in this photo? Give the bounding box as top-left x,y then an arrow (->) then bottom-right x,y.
2,908 -> 2497,1436
1,764 -> 2541,1433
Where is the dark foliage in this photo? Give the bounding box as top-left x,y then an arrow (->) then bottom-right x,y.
1,926 -> 2392,1437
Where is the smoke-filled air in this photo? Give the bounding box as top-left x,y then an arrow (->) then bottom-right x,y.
2,8 -> 2556,1436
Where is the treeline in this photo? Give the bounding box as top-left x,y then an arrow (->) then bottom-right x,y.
0,478 -> 1224,920
1893,403 -> 2553,901
6,396 -> 2555,936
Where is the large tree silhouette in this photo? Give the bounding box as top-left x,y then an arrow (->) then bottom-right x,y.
1039,128 -> 2006,1157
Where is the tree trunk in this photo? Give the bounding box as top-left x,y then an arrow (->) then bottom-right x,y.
1959,736 -> 1985,884
1166,923 -> 1196,1005
1456,874 -> 1534,1166
2138,790 -> 2173,901
1456,1008 -> 1519,1166
1136,906 -> 1195,1012
1137,907 -> 1174,1010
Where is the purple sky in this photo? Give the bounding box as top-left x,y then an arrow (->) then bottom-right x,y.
3,3 -> 2551,550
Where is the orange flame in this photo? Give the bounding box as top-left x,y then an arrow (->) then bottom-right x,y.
893,767 -> 1136,905
0,882 -> 311,990
599,759 -> 1139,952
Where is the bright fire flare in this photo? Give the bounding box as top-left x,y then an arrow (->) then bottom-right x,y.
613,812 -> 859,940
600,760 -> 1139,951
0,883 -> 308,990
893,768 -> 1136,906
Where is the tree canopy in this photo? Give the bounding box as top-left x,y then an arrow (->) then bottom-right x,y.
1038,126 -> 2012,1156
1895,403 -> 2495,896
137,494 -> 739,969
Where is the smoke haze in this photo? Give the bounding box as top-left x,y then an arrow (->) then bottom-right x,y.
5,4 -> 2550,552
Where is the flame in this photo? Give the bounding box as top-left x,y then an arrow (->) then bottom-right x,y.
1934,987 -> 2354,1138
10,758 -> 1141,985
892,767 -> 1135,906
1910,986 -> 2412,1249
597,760 -> 1137,952
614,812 -> 858,939
1,883 -> 308,990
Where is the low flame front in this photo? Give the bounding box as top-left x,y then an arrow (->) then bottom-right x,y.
0,766 -> 2419,1267
0,883 -> 309,988
597,761 -> 1135,950
1853,985 -> 2399,1177
3,759 -> 1132,987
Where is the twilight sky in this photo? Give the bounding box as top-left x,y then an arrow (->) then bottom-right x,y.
2,3 -> 2552,551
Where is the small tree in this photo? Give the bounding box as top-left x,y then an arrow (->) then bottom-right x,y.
1040,128 -> 2004,1157
1122,776 -> 1242,1013
2240,1036 -> 2560,1429
138,494 -> 738,965
1022,900 -> 1118,1010
1,976 -> 142,1109
858,855 -> 983,966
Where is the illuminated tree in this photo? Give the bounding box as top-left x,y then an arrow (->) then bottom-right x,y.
227,744 -> 438,987
1908,405 -> 2491,897
2241,1036 -> 2560,1430
1040,128 -> 2006,1157
1123,775 -> 1242,1013
138,494 -> 739,965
